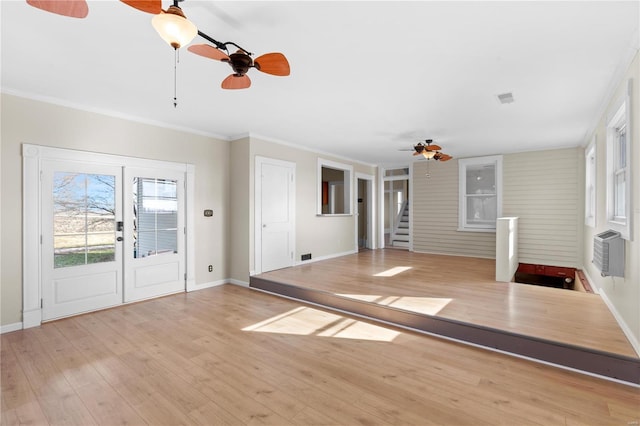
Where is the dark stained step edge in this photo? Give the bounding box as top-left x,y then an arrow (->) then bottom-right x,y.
250,276 -> 640,386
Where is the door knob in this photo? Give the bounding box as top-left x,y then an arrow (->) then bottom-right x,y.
116,236 -> 123,242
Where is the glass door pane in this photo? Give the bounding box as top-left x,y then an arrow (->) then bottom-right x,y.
53,173 -> 116,268
133,177 -> 178,258
124,167 -> 185,303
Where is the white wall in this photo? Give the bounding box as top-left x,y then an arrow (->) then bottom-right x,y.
237,136 -> 377,282
1,94 -> 230,326
229,137 -> 250,285
582,52 -> 640,349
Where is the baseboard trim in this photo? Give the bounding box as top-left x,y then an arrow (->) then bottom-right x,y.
599,290 -> 640,357
187,279 -> 227,292
1,322 -> 23,334
582,269 -> 600,295
294,249 -> 358,266
583,269 -> 639,356
228,279 -> 249,287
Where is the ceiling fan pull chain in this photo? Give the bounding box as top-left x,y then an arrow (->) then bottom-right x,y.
173,48 -> 179,108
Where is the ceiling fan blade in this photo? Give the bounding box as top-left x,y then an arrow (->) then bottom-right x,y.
120,0 -> 162,14
254,53 -> 290,76
425,144 -> 442,151
188,44 -> 230,61
26,0 -> 88,18
439,154 -> 453,161
222,74 -> 251,90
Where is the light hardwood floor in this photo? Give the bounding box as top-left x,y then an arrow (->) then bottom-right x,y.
2,285 -> 639,425
258,249 -> 638,358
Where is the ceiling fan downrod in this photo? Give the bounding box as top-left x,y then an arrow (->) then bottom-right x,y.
196,30 -> 252,56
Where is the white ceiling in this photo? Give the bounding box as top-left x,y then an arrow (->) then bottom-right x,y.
2,1 -> 639,166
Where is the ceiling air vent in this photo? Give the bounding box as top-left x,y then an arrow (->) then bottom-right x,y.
497,92 -> 515,104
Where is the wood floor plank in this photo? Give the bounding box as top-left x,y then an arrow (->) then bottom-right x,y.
73,381 -> 146,425
257,249 -> 637,357
2,285 -> 639,425
187,401 -> 246,426
1,337 -> 50,426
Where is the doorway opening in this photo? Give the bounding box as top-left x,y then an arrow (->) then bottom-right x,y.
382,167 -> 410,249
356,173 -> 375,250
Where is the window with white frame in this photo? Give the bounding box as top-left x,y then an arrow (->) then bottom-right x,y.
606,79 -> 632,240
584,139 -> 596,228
458,155 -> 503,232
317,158 -> 353,215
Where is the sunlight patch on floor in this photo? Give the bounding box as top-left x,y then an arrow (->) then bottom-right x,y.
337,294 -> 453,316
242,306 -> 400,342
373,266 -> 412,277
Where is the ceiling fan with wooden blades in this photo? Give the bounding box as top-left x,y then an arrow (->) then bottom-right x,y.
188,39 -> 290,90
26,0 -> 162,19
411,139 -> 453,162
25,0 -> 290,91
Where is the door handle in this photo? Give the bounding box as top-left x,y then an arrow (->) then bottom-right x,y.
116,236 -> 123,242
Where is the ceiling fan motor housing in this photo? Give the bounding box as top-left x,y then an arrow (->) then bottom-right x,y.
227,51 -> 253,76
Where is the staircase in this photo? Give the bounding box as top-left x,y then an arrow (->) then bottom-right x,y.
391,201 -> 410,248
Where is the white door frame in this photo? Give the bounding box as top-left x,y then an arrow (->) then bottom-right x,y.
378,166 -> 410,249
22,144 -> 195,328
254,156 -> 296,275
355,172 -> 375,249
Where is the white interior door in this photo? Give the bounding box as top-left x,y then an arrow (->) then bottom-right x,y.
41,160 -> 123,320
256,157 -> 295,273
123,167 -> 185,302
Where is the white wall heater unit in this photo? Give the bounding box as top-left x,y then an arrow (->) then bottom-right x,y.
593,230 -> 625,277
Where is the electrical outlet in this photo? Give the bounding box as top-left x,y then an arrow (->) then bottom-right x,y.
208,265 -> 213,272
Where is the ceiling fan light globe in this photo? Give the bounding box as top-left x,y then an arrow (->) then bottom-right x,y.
423,151 -> 436,159
152,6 -> 197,49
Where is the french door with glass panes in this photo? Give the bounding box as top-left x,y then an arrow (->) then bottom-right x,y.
41,160 -> 123,320
41,160 -> 185,320
123,167 -> 185,302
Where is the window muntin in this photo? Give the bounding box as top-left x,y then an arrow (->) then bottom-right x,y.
613,125 -> 627,220
458,156 -> 502,231
584,140 -> 596,227
605,79 -> 632,240
53,172 -> 116,268
384,168 -> 409,177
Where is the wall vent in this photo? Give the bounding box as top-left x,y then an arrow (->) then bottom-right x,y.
497,92 -> 515,104
593,230 -> 624,277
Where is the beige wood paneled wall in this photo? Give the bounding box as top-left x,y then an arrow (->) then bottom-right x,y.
412,159 -> 496,258
412,147 -> 582,266
503,148 -> 582,267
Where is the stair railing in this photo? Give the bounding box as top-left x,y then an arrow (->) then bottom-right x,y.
390,199 -> 409,244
